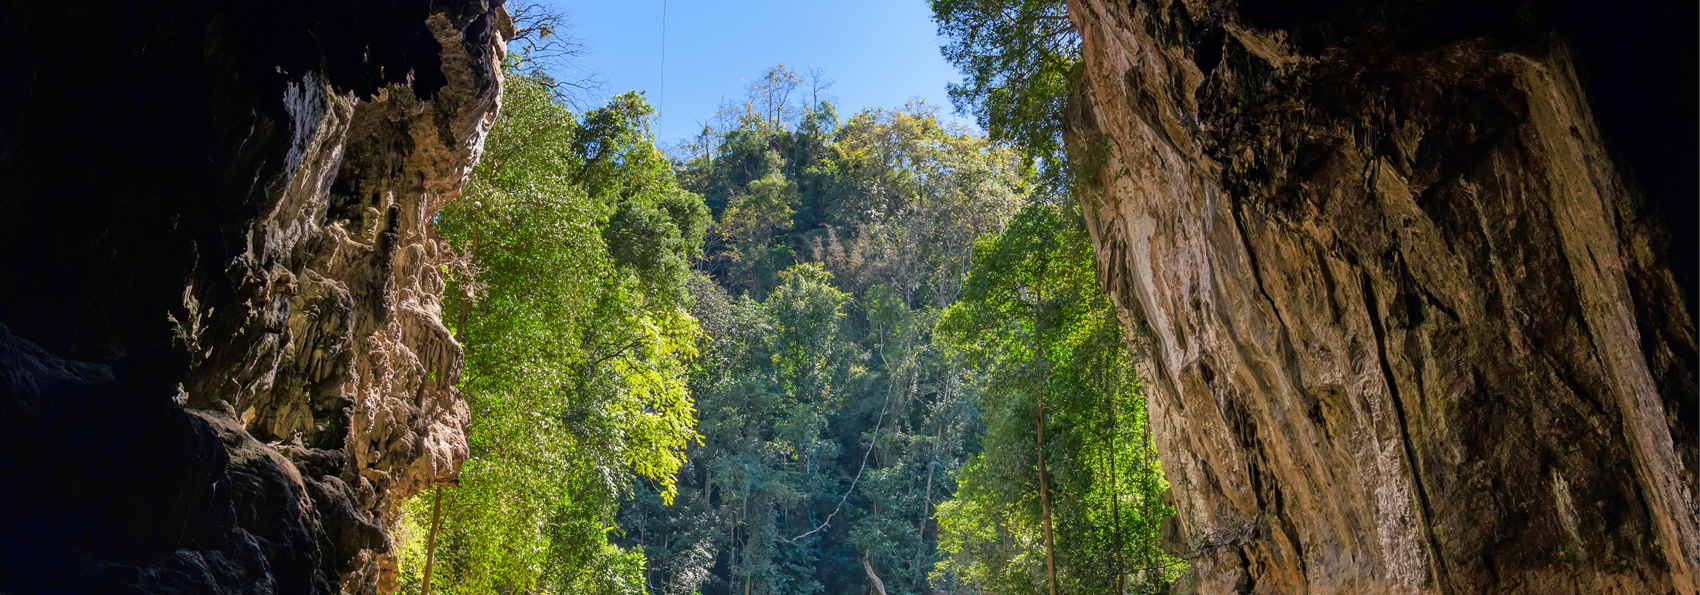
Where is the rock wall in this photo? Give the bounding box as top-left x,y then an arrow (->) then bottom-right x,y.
0,1 -> 506,592
1063,0 -> 1698,592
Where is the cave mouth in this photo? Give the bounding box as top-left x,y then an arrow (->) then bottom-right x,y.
0,0 -> 502,592
1,0 -> 1695,593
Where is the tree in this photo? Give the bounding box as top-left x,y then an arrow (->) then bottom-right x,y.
930,0 -> 1080,192
539,59 -> 1176,595
505,2 -> 604,108
933,203 -> 1179,594
394,73 -> 707,595
616,66 -> 1031,595
748,65 -> 805,130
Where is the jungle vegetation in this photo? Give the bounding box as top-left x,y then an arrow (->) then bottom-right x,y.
394,2 -> 1181,592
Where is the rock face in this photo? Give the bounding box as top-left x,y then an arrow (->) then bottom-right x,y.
0,1 -> 506,592
1063,0 -> 1697,592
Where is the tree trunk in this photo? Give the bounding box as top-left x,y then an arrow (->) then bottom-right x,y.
919,459 -> 933,566
1109,393 -> 1124,594
1037,387 -> 1059,595
862,554 -> 888,595
421,487 -> 445,595
1033,263 -> 1060,595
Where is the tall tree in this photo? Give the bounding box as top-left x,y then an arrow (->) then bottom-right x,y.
394,74 -> 708,595
933,203 -> 1178,595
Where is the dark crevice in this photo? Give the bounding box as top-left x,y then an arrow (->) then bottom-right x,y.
1192,22 -> 1227,79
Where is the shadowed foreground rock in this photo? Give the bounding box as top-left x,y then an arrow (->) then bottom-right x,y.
0,1 -> 506,592
1064,0 -> 1697,592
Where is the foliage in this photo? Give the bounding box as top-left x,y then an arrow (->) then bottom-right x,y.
614,66 -> 1030,595
394,73 -> 706,595
930,0 -> 1080,192
613,65 -> 1178,595
925,6 -> 1186,588
932,203 -> 1181,594
398,57 -> 1178,595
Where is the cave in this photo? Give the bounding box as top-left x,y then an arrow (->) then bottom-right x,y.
0,0 -> 505,592
0,0 -> 1694,592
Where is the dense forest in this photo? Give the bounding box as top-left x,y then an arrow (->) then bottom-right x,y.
391,6 -> 1179,594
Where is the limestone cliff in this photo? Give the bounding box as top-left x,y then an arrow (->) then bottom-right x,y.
1063,0 -> 1698,592
0,1 -> 506,592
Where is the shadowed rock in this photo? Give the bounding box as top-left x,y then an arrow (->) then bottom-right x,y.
1064,0 -> 1697,592
0,0 -> 507,592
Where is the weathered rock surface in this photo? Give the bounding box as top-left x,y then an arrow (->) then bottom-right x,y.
1064,0 -> 1697,592
0,0 -> 506,592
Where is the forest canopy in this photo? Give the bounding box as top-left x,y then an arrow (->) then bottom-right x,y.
395,37 -> 1176,592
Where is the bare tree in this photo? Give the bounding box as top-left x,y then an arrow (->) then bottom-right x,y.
506,2 -> 605,109
807,67 -> 836,110
741,65 -> 803,129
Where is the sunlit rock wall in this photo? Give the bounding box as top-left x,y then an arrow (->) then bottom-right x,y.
1063,0 -> 1698,592
0,1 -> 507,592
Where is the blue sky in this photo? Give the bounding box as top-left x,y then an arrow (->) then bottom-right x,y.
533,0 -> 968,144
